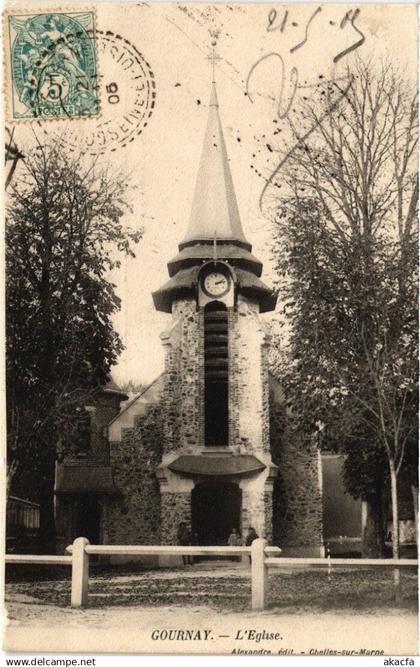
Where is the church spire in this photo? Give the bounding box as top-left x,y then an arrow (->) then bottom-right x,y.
152,46 -> 277,314
180,77 -> 249,249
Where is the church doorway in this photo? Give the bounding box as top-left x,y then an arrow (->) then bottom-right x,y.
73,497 -> 101,544
191,481 -> 241,546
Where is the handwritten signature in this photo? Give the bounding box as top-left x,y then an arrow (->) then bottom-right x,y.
266,6 -> 365,63
246,7 -> 365,209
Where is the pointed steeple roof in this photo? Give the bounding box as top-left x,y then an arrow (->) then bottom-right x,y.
152,77 -> 277,315
180,82 -> 249,249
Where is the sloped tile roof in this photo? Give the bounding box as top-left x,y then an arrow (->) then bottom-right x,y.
55,464 -> 121,495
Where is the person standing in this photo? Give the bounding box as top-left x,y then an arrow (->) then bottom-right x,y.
191,531 -> 200,564
177,521 -> 192,566
245,526 -> 259,546
244,527 -> 259,564
228,528 -> 240,546
228,528 -> 241,561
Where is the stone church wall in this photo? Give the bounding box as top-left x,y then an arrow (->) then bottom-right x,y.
160,492 -> 192,545
103,403 -> 163,545
229,296 -> 271,454
161,299 -> 202,454
269,389 -> 324,556
90,393 -> 122,462
94,304 -> 325,556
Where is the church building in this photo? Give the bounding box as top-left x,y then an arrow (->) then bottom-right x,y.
55,82 -> 330,558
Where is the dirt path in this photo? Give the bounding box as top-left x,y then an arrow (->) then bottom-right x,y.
5,564 -> 418,654
5,598 -> 418,654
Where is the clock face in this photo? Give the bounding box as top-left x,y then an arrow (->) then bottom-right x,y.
202,272 -> 230,297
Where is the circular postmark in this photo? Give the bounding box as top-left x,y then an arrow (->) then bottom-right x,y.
39,29 -> 156,155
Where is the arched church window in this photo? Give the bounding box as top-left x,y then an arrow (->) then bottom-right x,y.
204,301 -> 229,447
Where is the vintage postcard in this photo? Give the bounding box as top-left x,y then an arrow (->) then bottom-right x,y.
3,1 -> 418,657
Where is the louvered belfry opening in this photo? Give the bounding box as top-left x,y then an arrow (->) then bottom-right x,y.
204,301 -> 229,447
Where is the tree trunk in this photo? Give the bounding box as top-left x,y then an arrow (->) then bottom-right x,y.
411,484 -> 418,547
39,458 -> 57,554
361,492 -> 385,557
6,459 -> 18,501
389,459 -> 400,596
37,278 -> 57,554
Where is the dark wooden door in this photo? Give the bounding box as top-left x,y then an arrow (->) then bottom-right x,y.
192,481 -> 241,546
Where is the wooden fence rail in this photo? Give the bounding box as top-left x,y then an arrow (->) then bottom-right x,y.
265,557 -> 417,568
5,554 -> 72,565
65,544 -> 281,556
6,537 -> 418,611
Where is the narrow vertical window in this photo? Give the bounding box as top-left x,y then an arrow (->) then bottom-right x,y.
204,301 -> 229,447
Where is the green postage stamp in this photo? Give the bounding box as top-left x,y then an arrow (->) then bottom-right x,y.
6,11 -> 99,119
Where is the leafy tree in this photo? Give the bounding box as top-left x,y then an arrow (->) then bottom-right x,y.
6,137 -> 142,550
270,59 -> 418,558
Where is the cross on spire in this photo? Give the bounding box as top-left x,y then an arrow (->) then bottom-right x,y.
181,54 -> 248,247
207,33 -> 221,84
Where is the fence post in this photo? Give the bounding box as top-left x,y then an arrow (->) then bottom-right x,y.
251,538 -> 268,610
71,537 -> 90,608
